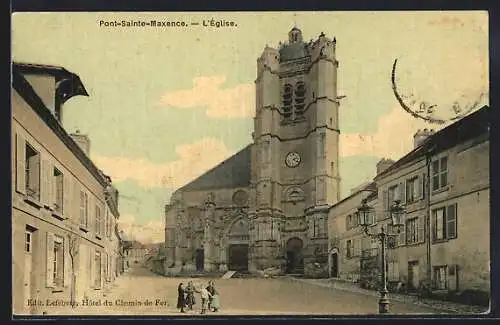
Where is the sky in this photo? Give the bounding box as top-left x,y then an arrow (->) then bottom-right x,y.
11,11 -> 488,243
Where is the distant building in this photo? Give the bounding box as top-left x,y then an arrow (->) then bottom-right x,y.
127,241 -> 149,265
328,106 -> 490,298
12,63 -> 121,315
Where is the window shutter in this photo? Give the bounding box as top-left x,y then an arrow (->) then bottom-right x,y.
40,159 -> 48,205
15,133 -> 26,194
418,215 -> 425,244
431,210 -> 436,242
382,190 -> 388,212
446,204 -> 457,239
64,236 -> 71,287
100,252 -> 105,289
420,173 -> 426,200
33,156 -> 41,194
105,209 -> 109,238
100,206 -> 104,236
46,232 -> 55,288
50,163 -> 57,208
73,182 -> 80,225
399,182 -> 405,203
398,224 -> 406,246
63,174 -> 71,219
87,195 -> 93,230
89,246 -> 95,288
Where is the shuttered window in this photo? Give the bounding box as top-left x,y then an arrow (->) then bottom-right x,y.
432,204 -> 457,242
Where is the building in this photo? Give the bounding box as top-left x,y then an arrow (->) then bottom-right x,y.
11,63 -> 120,315
102,174 -> 121,287
328,105 -> 490,298
126,241 -> 149,265
165,27 -> 340,277
328,183 -> 379,284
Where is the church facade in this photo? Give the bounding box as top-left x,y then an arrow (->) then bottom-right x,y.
164,27 -> 341,277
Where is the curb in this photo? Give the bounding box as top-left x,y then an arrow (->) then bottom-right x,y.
281,277 -> 475,314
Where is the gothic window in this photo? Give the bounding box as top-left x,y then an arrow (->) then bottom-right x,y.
294,81 -> 306,115
282,84 -> 293,118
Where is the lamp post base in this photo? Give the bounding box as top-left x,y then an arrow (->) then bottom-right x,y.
378,295 -> 390,314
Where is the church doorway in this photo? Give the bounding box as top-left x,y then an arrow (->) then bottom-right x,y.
330,252 -> 339,278
228,244 -> 249,271
195,249 -> 204,272
285,237 -> 304,274
226,216 -> 250,271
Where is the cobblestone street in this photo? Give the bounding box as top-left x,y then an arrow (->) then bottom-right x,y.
44,266 -> 461,316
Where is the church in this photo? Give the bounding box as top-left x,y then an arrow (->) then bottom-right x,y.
164,26 -> 341,277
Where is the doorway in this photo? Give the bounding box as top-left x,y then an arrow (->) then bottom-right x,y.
285,237 -> 304,274
195,249 -> 204,271
330,252 -> 339,277
408,261 -> 420,291
228,244 -> 249,271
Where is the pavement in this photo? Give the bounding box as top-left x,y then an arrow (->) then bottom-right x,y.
283,277 -> 489,315
42,266 -> 485,316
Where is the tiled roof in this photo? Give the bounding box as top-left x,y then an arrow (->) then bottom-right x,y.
178,145 -> 252,192
375,105 -> 490,180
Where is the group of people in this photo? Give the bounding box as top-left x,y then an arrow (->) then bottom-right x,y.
177,280 -> 221,314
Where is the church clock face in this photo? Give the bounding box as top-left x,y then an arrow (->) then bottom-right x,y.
285,152 -> 301,168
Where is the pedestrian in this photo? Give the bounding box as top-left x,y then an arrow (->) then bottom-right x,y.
198,284 -> 212,314
206,280 -> 216,311
210,287 -> 221,312
185,281 -> 196,310
177,283 -> 186,313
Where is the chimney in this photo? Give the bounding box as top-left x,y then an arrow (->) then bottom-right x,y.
413,128 -> 435,149
70,130 -> 90,156
376,158 -> 395,175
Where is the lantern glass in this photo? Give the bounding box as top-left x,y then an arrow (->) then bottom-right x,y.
358,200 -> 375,226
390,200 -> 405,226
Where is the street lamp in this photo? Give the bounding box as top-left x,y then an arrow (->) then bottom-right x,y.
357,198 -> 406,314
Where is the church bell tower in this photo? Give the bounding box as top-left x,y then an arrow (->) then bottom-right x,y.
249,26 -> 341,276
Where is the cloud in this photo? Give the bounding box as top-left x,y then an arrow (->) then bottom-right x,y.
340,105 -> 448,160
157,76 -> 255,118
117,214 -> 164,244
92,137 -> 233,190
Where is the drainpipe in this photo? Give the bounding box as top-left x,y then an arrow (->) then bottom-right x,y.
425,147 -> 434,291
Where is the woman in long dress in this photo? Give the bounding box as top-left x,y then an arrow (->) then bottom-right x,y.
185,281 -> 196,310
177,283 -> 186,313
210,288 -> 221,312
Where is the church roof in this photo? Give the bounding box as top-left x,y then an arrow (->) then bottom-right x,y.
178,144 -> 252,192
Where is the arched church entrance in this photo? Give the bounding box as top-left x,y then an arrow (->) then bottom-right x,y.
285,237 -> 304,274
227,217 -> 250,271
